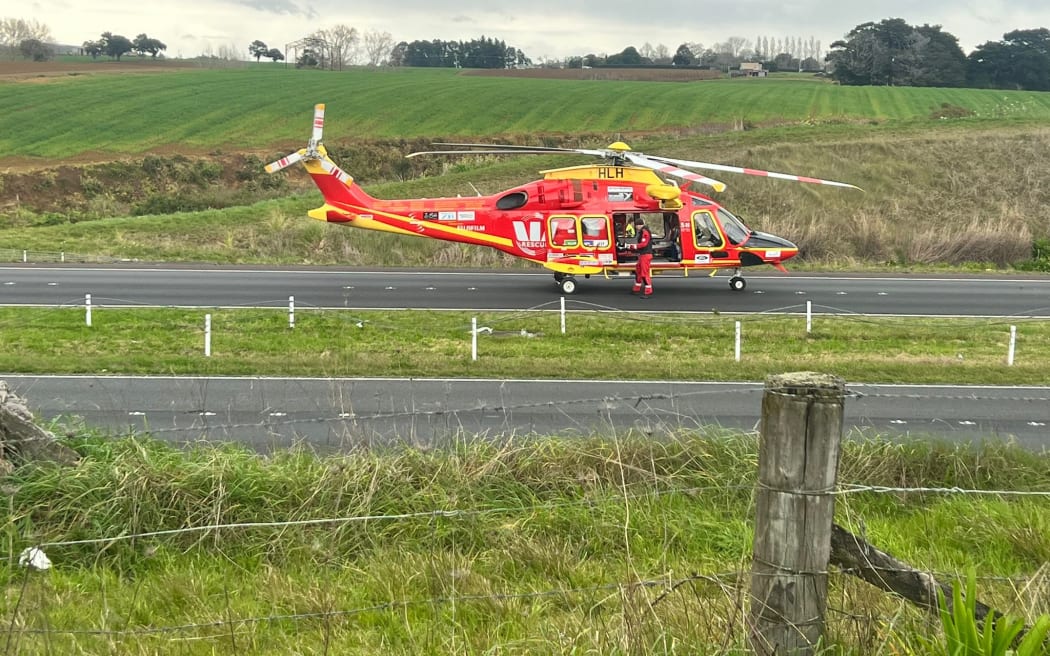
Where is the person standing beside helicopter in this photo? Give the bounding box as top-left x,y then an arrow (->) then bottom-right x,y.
624,216 -> 653,297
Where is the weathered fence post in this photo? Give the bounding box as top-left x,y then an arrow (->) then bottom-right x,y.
749,372 -> 846,656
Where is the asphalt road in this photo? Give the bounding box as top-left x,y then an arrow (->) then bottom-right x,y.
1,265 -> 1049,316
2,266 -> 1048,447
4,376 -> 1048,450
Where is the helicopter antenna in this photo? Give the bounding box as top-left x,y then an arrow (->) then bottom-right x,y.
468,182 -> 482,197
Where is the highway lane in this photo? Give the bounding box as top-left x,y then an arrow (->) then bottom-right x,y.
1,265 -> 1049,316
2,266 -> 1048,448
4,376 -> 1049,450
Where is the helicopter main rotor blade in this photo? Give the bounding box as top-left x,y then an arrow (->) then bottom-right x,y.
625,152 -> 727,192
431,142 -> 584,153
406,149 -> 583,159
643,154 -> 862,190
411,143 -> 608,158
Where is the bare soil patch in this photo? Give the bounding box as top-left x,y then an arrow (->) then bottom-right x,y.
0,59 -> 194,81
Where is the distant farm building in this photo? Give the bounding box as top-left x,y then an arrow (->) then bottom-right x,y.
739,62 -> 767,77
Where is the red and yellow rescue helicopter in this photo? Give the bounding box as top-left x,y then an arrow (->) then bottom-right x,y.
266,104 -> 859,294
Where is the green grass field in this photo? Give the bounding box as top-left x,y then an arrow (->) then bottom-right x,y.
3,67 -> 1050,159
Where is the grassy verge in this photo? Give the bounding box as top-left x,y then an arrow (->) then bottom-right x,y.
0,307 -> 1046,384
2,432 -> 1050,653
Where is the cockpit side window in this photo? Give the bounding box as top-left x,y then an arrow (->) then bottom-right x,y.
717,208 -> 750,246
692,210 -> 723,248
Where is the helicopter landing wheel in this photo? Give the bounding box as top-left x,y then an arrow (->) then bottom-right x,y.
559,276 -> 577,295
729,276 -> 746,291
553,272 -> 566,284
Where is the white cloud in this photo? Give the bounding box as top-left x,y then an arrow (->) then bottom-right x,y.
26,0 -> 1050,59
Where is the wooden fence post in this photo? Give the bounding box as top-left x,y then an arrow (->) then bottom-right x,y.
749,372 -> 846,656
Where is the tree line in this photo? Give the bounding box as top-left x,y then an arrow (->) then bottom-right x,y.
828,19 -> 1050,90
566,37 -> 823,73
3,13 -> 1048,90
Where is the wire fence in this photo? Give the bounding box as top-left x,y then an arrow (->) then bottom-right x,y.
1,298 -> 1049,651
4,389 -> 1050,651
0,249 -> 134,264
5,474 -> 1050,649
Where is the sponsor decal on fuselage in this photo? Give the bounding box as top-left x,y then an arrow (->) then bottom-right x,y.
512,220 -> 546,250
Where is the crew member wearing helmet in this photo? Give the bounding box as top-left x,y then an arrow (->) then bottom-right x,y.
624,216 -> 653,297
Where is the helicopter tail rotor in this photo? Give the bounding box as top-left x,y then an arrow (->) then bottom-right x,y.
264,150 -> 305,173
265,103 -> 328,174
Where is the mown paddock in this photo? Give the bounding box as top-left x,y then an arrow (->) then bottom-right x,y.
4,65 -> 1050,158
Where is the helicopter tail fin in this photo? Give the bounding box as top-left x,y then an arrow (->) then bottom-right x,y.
264,103 -> 378,222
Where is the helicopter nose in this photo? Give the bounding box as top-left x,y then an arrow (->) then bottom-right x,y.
746,231 -> 798,254
746,231 -> 796,250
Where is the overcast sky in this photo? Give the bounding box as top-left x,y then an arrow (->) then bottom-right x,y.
26,0 -> 1050,61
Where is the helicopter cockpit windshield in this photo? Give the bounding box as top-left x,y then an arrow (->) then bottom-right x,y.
716,207 -> 751,245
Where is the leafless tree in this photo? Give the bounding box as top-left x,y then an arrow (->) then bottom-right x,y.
314,24 -> 360,69
653,43 -> 671,64
0,17 -> 52,54
725,36 -> 749,57
362,29 -> 393,66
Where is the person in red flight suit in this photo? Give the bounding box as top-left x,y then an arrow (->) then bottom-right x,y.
624,216 -> 653,297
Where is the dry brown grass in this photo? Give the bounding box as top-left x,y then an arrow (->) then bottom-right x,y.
721,125 -> 1050,266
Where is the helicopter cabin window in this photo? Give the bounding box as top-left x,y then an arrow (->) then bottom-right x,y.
580,216 -> 610,249
548,216 -> 578,248
693,211 -> 724,248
